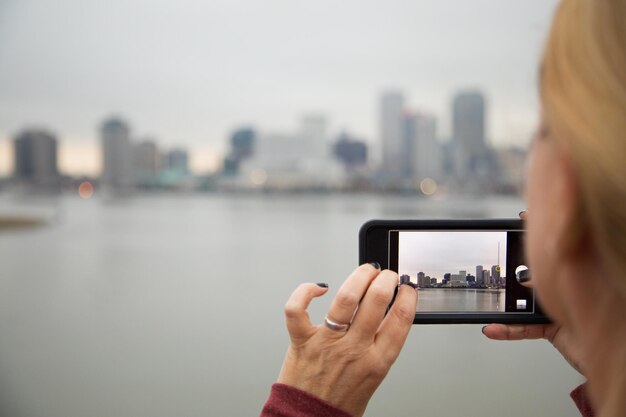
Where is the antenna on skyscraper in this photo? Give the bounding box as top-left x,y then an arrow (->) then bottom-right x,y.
497,241 -> 500,266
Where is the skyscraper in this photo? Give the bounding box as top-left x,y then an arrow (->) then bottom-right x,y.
482,270 -> 491,286
101,117 -> 133,191
223,128 -> 256,176
380,91 -> 405,179
333,132 -> 367,168
413,113 -> 440,181
476,265 -> 484,285
13,129 -> 59,188
166,149 -> 189,174
300,115 -> 328,160
452,91 -> 488,181
230,128 -> 255,161
133,139 -> 160,188
491,265 -> 501,286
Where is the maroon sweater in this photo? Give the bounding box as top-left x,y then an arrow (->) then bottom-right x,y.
261,383 -> 594,417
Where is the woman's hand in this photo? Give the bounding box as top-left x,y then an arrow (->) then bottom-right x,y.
482,322 -> 584,375
482,210 -> 584,375
277,263 -> 418,417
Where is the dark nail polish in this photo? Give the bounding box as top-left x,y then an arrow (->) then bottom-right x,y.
316,282 -> 329,288
400,277 -> 417,289
481,325 -> 487,335
369,262 -> 381,270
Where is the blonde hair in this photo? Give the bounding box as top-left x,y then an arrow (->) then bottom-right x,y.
541,0 -> 626,295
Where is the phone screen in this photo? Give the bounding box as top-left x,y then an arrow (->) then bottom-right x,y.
388,229 -> 533,314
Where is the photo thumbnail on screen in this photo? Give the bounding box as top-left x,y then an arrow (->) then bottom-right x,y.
392,230 -> 533,314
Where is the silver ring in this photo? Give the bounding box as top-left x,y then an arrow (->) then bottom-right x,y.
324,316 -> 350,332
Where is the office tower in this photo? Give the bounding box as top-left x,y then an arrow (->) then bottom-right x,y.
333,132 -> 367,168
483,270 -> 491,286
300,115 -> 328,159
476,265 -> 484,285
491,265 -> 501,286
231,128 -> 255,160
402,112 -> 440,181
417,271 -> 426,287
452,90 -> 488,180
166,149 -> 189,174
101,117 -> 133,191
450,271 -> 468,287
413,113 -> 440,181
253,132 -> 304,170
133,139 -> 160,187
380,91 -> 405,179
400,112 -> 416,178
13,129 -> 59,187
224,128 -> 256,176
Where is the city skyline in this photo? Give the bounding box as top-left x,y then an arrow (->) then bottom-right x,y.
0,90 -> 524,181
0,0 -> 558,176
398,230 -> 507,279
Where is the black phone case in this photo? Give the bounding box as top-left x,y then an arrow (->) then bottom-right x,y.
359,219 -> 550,324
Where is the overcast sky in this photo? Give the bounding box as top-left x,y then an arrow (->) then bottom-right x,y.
398,231 -> 507,279
0,0 -> 558,175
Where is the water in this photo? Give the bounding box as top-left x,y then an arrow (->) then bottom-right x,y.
0,194 -> 581,417
417,288 -> 505,312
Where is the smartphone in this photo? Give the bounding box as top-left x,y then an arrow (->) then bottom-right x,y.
359,219 -> 550,324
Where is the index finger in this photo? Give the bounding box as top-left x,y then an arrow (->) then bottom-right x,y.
374,284 -> 418,364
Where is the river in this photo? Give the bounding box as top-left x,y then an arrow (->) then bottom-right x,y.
0,193 -> 581,417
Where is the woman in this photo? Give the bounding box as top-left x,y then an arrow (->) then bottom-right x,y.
261,0 -> 626,415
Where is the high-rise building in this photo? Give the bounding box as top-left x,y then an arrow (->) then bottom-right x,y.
402,112 -> 440,181
230,128 -> 255,160
13,129 -> 59,188
166,149 -> 189,174
400,112 -> 416,179
417,271 -> 427,287
400,274 -> 411,285
300,115 -> 328,159
101,117 -> 133,191
333,132 -> 367,168
491,265 -> 501,286
380,91 -> 405,179
482,270 -> 491,286
224,128 -> 256,176
476,265 -> 484,285
452,91 -> 489,181
133,139 -> 160,188
413,113 -> 440,181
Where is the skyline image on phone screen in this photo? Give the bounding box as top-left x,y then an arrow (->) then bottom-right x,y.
391,230 -> 531,314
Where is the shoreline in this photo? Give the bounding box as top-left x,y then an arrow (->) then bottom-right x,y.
0,215 -> 47,230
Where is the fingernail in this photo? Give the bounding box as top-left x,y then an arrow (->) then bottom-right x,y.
399,277 -> 418,289
369,262 -> 381,270
481,325 -> 487,335
519,210 -> 527,218
316,282 -> 329,288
